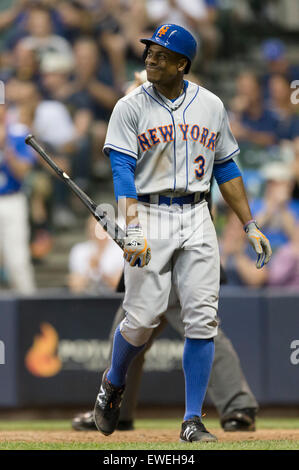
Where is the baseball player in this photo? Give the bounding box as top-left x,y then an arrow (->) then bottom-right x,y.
93,24 -> 271,442
74,285 -> 258,433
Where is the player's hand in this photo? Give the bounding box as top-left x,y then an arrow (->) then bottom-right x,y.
244,220 -> 272,269
124,224 -> 151,268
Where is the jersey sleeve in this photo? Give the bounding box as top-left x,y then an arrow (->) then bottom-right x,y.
103,100 -> 138,159
214,105 -> 240,165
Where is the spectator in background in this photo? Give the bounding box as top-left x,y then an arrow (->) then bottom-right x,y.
268,74 -> 299,142
261,39 -> 299,104
220,210 -> 267,288
6,77 -> 77,232
70,37 -> 120,178
39,52 -> 92,191
54,0 -> 93,44
17,4 -> 73,62
220,175 -> 299,289
70,36 -> 118,122
252,162 -> 298,254
5,77 -> 37,128
229,72 -> 279,169
68,216 -> 123,294
2,3 -> 74,67
230,72 -> 278,149
0,0 -> 26,32
33,99 -> 75,154
39,52 -> 75,103
95,0 -> 147,91
0,35 -> 40,85
267,224 -> 299,288
0,104 -> 36,294
12,41 -> 40,82
0,1 -> 71,47
143,0 -> 220,73
4,78 -> 51,257
32,83 -> 78,229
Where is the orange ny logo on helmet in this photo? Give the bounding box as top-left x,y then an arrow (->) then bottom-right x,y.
157,26 -> 170,37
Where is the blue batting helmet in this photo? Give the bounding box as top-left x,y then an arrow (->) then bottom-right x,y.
140,24 -> 197,74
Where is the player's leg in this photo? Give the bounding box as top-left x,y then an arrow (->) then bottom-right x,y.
121,284 -> 256,431
74,305 -> 169,432
73,301 -> 167,431
93,308 -> 148,436
108,304 -> 139,428
208,328 -> 258,431
106,204 -> 174,376
105,303 -> 168,424
94,203 -> 176,435
119,313 -> 168,427
72,304 -> 130,432
173,201 -> 219,442
166,272 -> 258,432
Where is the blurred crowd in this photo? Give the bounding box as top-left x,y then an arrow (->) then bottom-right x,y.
0,0 -> 298,294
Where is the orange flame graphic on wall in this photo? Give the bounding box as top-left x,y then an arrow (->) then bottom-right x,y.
25,323 -> 62,377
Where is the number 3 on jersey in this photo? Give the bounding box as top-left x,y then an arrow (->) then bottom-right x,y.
194,155 -> 205,179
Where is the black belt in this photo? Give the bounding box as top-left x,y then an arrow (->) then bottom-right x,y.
138,193 -> 205,206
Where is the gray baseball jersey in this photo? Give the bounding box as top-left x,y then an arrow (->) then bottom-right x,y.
103,80 -> 239,195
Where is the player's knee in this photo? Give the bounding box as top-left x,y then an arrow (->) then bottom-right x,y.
183,311 -> 219,339
119,317 -> 154,347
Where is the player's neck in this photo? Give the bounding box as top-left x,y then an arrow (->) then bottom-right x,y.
154,79 -> 185,101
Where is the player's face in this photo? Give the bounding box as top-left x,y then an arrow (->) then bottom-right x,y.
145,44 -> 186,85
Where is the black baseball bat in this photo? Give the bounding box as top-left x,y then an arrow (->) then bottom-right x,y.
25,134 -> 125,249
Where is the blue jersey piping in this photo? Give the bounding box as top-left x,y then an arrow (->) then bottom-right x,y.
182,85 -> 199,192
104,143 -> 138,158
214,147 -> 240,164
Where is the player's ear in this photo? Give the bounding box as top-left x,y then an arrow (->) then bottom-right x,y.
178,57 -> 188,73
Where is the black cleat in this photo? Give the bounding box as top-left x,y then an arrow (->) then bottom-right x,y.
221,408 -> 256,432
72,411 -> 97,431
72,411 -> 134,432
94,369 -> 125,436
180,417 -> 217,442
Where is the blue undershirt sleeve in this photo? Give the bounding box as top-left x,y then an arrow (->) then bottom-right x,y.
213,158 -> 241,185
109,149 -> 138,201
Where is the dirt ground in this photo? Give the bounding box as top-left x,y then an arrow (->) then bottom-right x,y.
1,429 -> 299,444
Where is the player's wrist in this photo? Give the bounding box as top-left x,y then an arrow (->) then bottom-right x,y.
243,219 -> 258,232
126,223 -> 143,237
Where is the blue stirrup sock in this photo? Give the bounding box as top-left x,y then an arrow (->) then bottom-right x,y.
183,337 -> 215,421
107,325 -> 145,387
